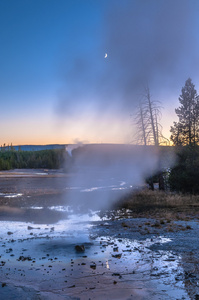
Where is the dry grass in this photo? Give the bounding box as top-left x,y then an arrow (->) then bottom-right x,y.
119,189 -> 199,209
114,189 -> 199,220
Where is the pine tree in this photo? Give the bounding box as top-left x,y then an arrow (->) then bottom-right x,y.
170,78 -> 199,146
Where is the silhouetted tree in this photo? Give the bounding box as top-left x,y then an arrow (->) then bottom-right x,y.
133,87 -> 169,190
170,78 -> 199,146
10,143 -> 14,151
133,102 -> 148,145
133,86 -> 169,146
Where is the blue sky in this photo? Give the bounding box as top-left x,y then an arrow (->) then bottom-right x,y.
0,0 -> 103,108
1,0 -> 199,145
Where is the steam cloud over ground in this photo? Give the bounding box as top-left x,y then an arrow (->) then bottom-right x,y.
65,144 -> 167,211
57,0 -> 199,132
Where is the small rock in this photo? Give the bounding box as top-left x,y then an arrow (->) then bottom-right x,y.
75,245 -> 85,252
6,248 -> 13,253
27,226 -> 34,230
112,273 -> 121,276
17,256 -> 32,262
90,262 -> 96,270
121,222 -> 130,228
112,254 -> 122,259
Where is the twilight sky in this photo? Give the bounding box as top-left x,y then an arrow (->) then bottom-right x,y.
1,0 -> 199,145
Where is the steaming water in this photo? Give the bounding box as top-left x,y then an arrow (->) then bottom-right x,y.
0,166 -> 190,298
0,189 -> 190,299
0,218 -> 189,299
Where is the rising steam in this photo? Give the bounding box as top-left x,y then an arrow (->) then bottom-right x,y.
64,144 -> 169,212
57,0 -> 199,117
56,1 -> 190,210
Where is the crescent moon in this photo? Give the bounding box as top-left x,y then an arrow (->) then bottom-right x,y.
104,53 -> 108,58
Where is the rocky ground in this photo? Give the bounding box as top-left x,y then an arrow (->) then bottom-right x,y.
0,170 -> 199,299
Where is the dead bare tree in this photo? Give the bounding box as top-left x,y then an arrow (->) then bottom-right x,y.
133,86 -> 169,145
132,86 -> 169,190
133,102 -> 149,146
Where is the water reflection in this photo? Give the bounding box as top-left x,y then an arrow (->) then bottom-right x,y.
0,171 -> 195,298
0,220 -> 189,299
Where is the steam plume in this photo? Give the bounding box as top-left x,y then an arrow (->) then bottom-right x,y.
64,144 -> 163,211
57,0 -> 199,120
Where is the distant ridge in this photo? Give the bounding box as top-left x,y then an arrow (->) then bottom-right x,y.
13,144 -> 66,151
12,143 -> 172,152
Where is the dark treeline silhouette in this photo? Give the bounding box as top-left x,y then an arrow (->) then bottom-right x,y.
0,148 -> 66,170
169,145 -> 199,194
169,78 -> 199,194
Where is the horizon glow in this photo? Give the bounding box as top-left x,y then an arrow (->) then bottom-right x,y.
1,0 -> 199,146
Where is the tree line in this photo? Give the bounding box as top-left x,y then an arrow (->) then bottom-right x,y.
134,78 -> 199,194
0,149 -> 66,170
